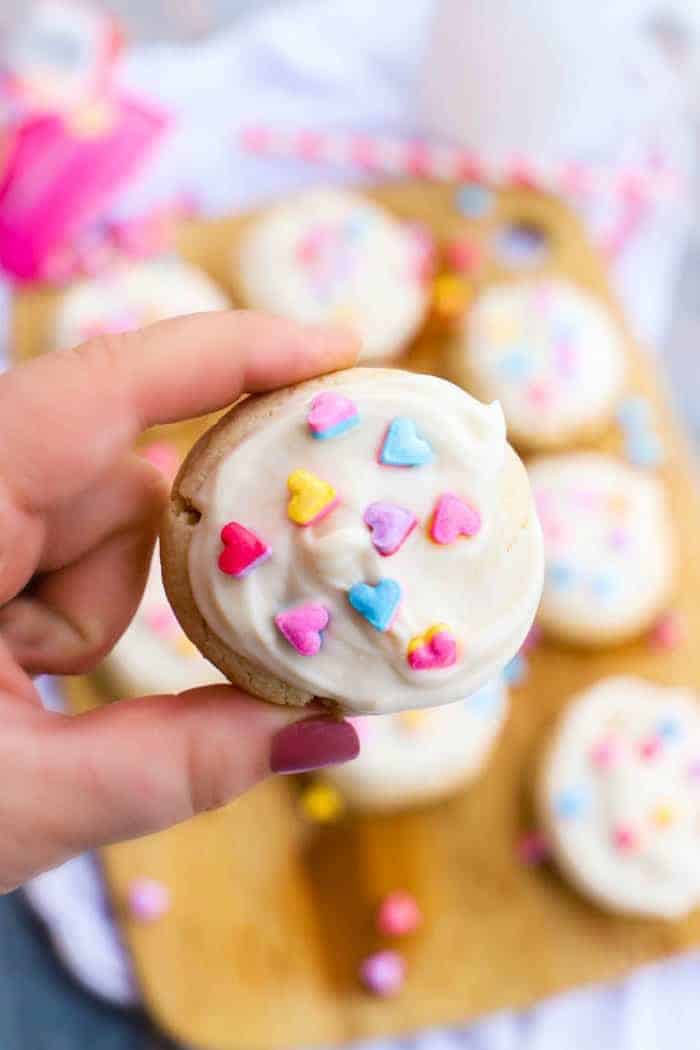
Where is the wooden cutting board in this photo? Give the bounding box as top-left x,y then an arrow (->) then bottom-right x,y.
12,183 -> 700,1050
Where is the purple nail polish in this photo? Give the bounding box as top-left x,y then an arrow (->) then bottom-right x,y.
270,716 -> 360,775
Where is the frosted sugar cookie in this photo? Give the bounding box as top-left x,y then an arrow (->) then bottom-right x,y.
161,368 -> 543,714
53,256 -> 229,349
326,676 -> 509,810
451,278 -> 625,450
540,676 -> 700,919
232,188 -> 431,361
529,453 -> 674,646
100,544 -> 226,698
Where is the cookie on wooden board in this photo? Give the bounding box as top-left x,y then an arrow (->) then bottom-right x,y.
529,452 -> 675,647
53,256 -> 229,350
540,676 -> 700,919
326,676 -> 509,810
448,278 -> 626,452
231,187 -> 431,362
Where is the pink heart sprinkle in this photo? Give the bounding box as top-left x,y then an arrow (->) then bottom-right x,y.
363,501 -> 417,556
430,493 -> 481,545
639,736 -> 662,761
145,604 -> 180,639
275,602 -> 330,656
590,736 -> 619,770
307,392 -> 358,436
408,631 -> 457,671
527,381 -> 554,408
218,522 -> 271,578
612,825 -> 638,852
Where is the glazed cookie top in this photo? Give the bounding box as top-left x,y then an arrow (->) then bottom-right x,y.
54,257 -> 229,349
104,545 -> 226,698
185,369 -> 543,714
542,676 -> 700,918
464,279 -> 625,448
529,453 -> 674,641
235,188 -> 430,361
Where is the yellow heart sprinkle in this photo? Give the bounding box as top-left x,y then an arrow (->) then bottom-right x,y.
287,469 -> 338,526
300,782 -> 344,823
398,710 -> 429,732
432,274 -> 471,320
175,635 -> 198,658
652,803 -> 675,828
407,622 -> 451,655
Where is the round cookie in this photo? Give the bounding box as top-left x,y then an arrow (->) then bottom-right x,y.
53,256 -> 229,349
161,368 -> 543,714
101,544 -> 226,698
326,676 -> 509,811
540,676 -> 700,919
232,187 -> 430,362
451,278 -> 625,450
529,453 -> 674,647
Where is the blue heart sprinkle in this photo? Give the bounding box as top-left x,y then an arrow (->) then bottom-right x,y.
499,349 -> 531,381
554,787 -> 588,820
590,572 -> 618,600
348,578 -> 402,632
548,562 -> 575,590
625,433 -> 664,469
379,417 -> 434,468
656,717 -> 682,742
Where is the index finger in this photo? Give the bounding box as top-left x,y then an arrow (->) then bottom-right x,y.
0,311 -> 359,511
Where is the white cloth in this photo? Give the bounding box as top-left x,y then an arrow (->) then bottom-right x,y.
2,0 -> 697,1045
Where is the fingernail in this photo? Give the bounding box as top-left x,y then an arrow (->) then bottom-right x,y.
270,715 -> 360,775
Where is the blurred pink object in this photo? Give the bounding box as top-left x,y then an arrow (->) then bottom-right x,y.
517,830 -> 551,866
649,611 -> 686,650
0,2 -> 169,283
376,891 -> 422,937
127,877 -> 170,922
359,949 -> 405,997
0,94 -> 168,283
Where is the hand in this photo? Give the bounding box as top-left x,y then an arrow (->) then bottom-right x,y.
0,311 -> 360,892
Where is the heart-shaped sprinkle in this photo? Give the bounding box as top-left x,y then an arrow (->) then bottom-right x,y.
287,469 -> 339,526
363,501 -> 417,557
218,522 -> 271,577
348,578 -> 402,632
379,417 -> 434,468
407,624 -> 457,671
429,492 -> 481,545
145,603 -> 180,638
307,392 -> 359,440
275,602 -> 330,656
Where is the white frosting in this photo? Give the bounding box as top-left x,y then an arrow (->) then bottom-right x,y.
464,279 -> 625,447
541,676 -> 700,919
529,453 -> 674,643
102,545 -> 225,699
187,370 -> 543,714
326,677 -> 508,810
54,257 -> 229,350
235,188 -> 429,361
